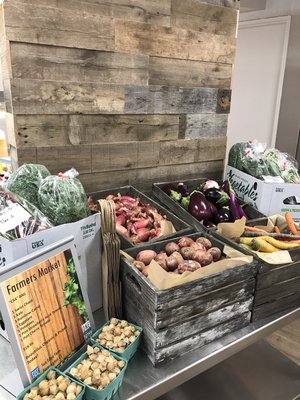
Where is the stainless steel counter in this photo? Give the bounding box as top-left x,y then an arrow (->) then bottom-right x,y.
1,307 -> 300,400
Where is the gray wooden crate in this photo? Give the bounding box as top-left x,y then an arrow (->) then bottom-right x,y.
212,216 -> 300,322
89,186 -> 193,249
120,232 -> 256,365
152,178 -> 265,232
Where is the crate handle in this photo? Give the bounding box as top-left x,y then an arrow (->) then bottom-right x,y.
125,273 -> 142,295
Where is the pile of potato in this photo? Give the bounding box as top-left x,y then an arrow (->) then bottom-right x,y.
95,318 -> 140,354
23,370 -> 83,400
69,345 -> 125,391
132,236 -> 223,277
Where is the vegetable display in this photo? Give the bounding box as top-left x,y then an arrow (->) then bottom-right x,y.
237,212 -> 300,253
6,164 -> 50,207
228,140 -> 300,183
106,194 -> 170,244
163,179 -> 247,228
69,345 -> 125,391
22,369 -> 83,400
132,236 -> 223,277
38,174 -> 91,226
0,191 -> 53,240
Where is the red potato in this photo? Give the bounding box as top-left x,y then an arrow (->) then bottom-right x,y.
196,237 -> 212,250
155,253 -> 168,270
136,250 -> 157,265
155,252 -> 168,262
178,237 -> 195,248
157,260 -> 168,271
208,247 -> 222,262
193,250 -> 207,265
133,260 -> 145,271
190,242 -> 206,251
178,260 -> 201,274
171,251 -> 184,264
165,242 -> 180,255
180,246 -> 196,260
200,252 -> 213,267
142,266 -> 149,277
166,256 -> 179,271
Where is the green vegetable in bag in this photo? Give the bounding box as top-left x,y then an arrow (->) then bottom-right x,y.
6,164 -> 50,207
38,169 -> 91,226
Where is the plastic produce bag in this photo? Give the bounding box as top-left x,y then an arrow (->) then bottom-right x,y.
6,163 -> 50,207
38,168 -> 91,226
0,191 -> 53,240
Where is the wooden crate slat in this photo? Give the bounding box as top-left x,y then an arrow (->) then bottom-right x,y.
254,276 -> 300,306
256,262 -> 300,290
10,42 -> 149,86
179,114 -> 228,138
171,0 -> 238,37
14,114 -> 180,147
115,20 -> 236,64
252,292 -> 300,322
201,0 -> 239,8
149,57 -> 232,89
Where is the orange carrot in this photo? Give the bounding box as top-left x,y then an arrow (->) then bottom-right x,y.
244,226 -> 268,233
274,226 -> 281,234
285,212 -> 298,236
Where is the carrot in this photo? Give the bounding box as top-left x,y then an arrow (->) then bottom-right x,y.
244,226 -> 268,233
274,226 -> 281,234
243,231 -> 300,240
285,212 -> 298,236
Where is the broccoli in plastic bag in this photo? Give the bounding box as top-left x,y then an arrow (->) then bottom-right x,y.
38,168 -> 91,225
6,164 -> 50,207
0,191 -> 53,240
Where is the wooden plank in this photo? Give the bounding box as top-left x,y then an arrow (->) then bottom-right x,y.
11,79 -> 125,114
125,86 -> 230,114
155,299 -> 252,348
149,57 -> 232,89
201,0 -> 239,8
252,292 -> 300,322
256,261 -> 300,290
4,2 -> 115,52
79,160 -> 224,192
10,146 -> 37,170
36,146 -> 92,174
14,115 -> 180,147
91,141 -> 160,172
254,276 -> 300,306
3,79 -> 13,114
115,20 -> 236,64
5,112 -> 17,147
159,137 -> 226,165
179,114 -> 228,138
6,0 -> 171,27
10,43 -> 149,86
171,0 -> 238,37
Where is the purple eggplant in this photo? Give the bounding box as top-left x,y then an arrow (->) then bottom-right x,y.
177,182 -> 189,197
188,191 -> 217,222
215,207 -> 232,224
203,220 -> 217,229
203,188 -> 230,207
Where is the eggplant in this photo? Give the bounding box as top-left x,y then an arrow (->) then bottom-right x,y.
203,220 -> 216,229
177,182 -> 189,197
203,188 -> 229,207
201,180 -> 220,191
188,191 -> 217,222
215,208 -> 232,224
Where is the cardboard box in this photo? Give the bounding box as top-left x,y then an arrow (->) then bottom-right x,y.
225,166 -> 300,222
0,213 -> 102,311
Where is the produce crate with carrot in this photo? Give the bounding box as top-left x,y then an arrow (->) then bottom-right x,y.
214,213 -> 300,321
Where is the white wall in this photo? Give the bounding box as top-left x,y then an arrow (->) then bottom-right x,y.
239,0 -> 300,159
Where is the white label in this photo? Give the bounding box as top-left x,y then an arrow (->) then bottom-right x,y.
0,203 -> 32,234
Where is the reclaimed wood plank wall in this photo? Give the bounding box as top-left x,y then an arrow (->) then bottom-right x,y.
0,0 -> 238,191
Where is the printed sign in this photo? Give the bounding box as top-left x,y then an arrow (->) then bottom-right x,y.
0,240 -> 93,384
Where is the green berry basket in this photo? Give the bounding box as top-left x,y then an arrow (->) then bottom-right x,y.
16,367 -> 85,400
91,319 -> 143,362
66,343 -> 128,400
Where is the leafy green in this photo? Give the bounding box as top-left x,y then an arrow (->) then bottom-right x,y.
6,164 -> 50,207
64,258 -> 88,321
38,175 -> 91,226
